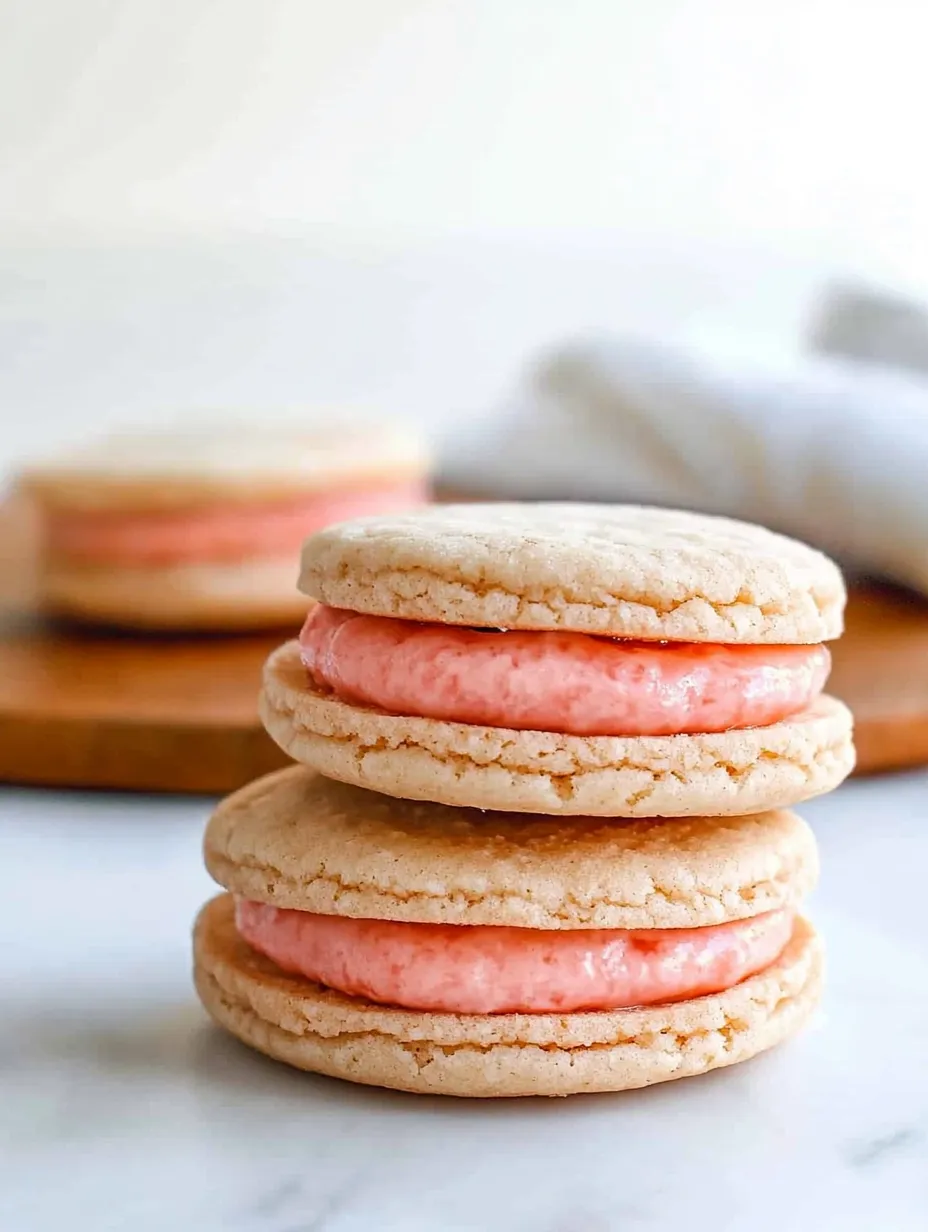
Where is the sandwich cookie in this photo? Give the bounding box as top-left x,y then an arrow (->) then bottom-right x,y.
19,424 -> 428,631
261,504 -> 854,814
194,767 -> 822,1097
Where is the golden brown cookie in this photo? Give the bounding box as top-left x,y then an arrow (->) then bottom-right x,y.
204,766 -> 818,929
298,503 -> 845,643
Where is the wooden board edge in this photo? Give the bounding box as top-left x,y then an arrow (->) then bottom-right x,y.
0,713 -> 291,795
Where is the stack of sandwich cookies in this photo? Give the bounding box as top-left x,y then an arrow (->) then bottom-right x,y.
19,424 -> 427,631
194,502 -> 854,1096
195,771 -> 822,1097
261,505 -> 854,815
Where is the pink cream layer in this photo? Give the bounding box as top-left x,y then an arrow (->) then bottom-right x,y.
299,606 -> 830,737
235,899 -> 794,1014
45,481 -> 426,566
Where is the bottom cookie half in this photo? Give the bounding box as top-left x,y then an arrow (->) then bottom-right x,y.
42,558 -> 309,631
193,895 -> 822,1098
260,642 -> 855,817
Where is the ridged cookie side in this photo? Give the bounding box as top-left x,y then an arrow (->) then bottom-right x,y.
204,766 -> 818,930
298,503 -> 845,643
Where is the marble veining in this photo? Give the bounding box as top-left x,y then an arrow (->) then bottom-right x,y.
1,772 -> 927,1231
846,1128 -> 924,1170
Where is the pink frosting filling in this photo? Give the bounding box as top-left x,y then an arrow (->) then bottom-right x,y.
235,899 -> 793,1014
299,606 -> 830,737
45,481 -> 426,566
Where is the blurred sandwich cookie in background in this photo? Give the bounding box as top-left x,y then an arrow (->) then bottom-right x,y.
18,424 -> 429,631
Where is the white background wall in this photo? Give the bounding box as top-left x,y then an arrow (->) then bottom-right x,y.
2,0 -> 928,463
3,0 -> 928,269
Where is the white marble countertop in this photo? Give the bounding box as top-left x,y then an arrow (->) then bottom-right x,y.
2,773 -> 927,1232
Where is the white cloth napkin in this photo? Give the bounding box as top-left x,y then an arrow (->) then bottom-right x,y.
441,288 -> 928,596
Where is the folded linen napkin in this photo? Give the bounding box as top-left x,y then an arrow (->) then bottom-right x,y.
440,287 -> 928,596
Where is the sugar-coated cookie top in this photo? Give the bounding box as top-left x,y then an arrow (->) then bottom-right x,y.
20,423 -> 428,511
299,503 -> 845,643
204,766 -> 818,931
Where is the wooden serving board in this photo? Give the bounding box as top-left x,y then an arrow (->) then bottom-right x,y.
0,619 -> 291,794
827,581 -> 928,775
0,498 -> 926,792
0,497 -> 290,794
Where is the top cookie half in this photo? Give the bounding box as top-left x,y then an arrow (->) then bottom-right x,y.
19,423 -> 428,512
298,503 -> 844,643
